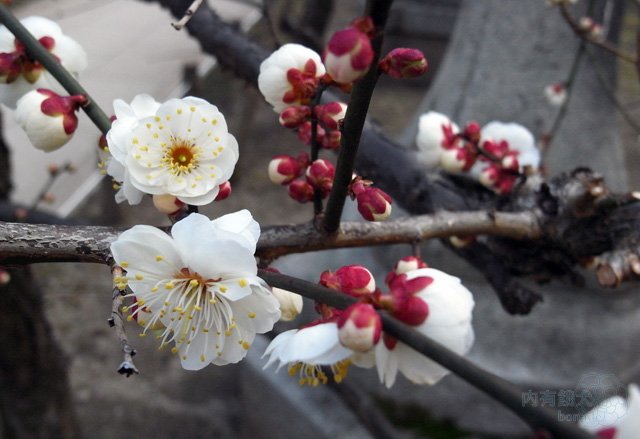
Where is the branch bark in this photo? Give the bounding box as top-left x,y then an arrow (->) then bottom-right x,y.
0,210 -> 541,264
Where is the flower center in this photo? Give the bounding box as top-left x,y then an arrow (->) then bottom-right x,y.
163,137 -> 201,175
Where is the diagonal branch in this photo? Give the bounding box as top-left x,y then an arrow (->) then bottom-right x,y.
322,0 -> 393,232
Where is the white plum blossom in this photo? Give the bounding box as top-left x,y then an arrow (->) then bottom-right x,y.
0,16 -> 87,107
580,384 -> 640,439
375,268 -> 475,387
106,94 -> 238,206
263,265 -> 475,388
477,121 -> 540,171
263,322 -> 369,385
104,94 -> 160,204
415,111 -> 461,170
258,43 -> 325,113
110,211 -> 281,370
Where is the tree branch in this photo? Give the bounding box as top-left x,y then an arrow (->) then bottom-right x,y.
322,0 -> 393,232
0,210 -> 540,264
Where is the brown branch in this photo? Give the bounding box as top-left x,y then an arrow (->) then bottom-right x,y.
322,0 -> 394,233
558,2 -> 637,64
0,210 -> 541,264
170,0 -> 204,30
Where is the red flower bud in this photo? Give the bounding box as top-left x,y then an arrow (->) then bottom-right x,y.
319,265 -> 376,297
385,256 -> 428,285
350,16 -> 375,38
279,105 -> 311,129
379,48 -> 428,79
322,130 -> 342,150
305,158 -> 335,196
268,154 -> 308,185
391,294 -> 429,326
355,186 -> 392,222
324,27 -> 374,84
297,120 -> 326,146
337,303 -> 382,352
287,179 -> 314,203
314,102 -> 347,130
463,121 -> 481,144
214,181 -> 232,201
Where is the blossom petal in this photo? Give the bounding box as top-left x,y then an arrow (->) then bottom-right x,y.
211,209 -> 260,252
110,226 -> 183,274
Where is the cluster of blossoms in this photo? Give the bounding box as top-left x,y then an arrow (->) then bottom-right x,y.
100,94 -> 237,208
580,384 -> 639,438
416,111 -> 540,194
0,16 -> 88,151
258,17 -> 427,221
264,256 -> 475,387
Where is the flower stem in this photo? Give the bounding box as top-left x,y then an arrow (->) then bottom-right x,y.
259,269 -> 594,438
322,0 -> 393,233
0,5 -> 112,135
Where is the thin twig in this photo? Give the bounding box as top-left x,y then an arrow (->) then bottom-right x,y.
310,83 -> 328,216
541,39 -> 586,153
558,2 -> 637,64
323,0 -> 394,233
259,270 -> 594,438
29,162 -> 73,211
109,265 -> 139,377
0,5 -> 112,134
171,0 -> 204,30
584,47 -> 640,134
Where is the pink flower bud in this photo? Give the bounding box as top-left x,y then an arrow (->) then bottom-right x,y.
337,303 -> 381,352
351,182 -> 392,222
15,88 -> 86,152
322,130 -> 342,150
47,163 -> 60,175
214,181 -> 232,201
579,17 -> 603,40
305,159 -> 335,196
324,27 -> 374,84
287,179 -> 314,203
297,120 -> 326,146
319,265 -> 376,297
385,256 -> 428,285
391,294 -> 429,326
387,274 -> 432,326
463,121 -> 481,144
152,194 -> 185,215
268,154 -> 308,185
350,16 -> 375,38
314,102 -> 347,130
279,105 -> 311,129
379,48 -> 428,79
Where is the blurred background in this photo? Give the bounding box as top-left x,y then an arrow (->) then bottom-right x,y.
1,0 -> 639,437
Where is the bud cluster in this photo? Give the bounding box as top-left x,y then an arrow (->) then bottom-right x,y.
258,15 -> 430,209
314,256 -> 436,353
268,153 -> 337,203
416,112 -> 540,194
